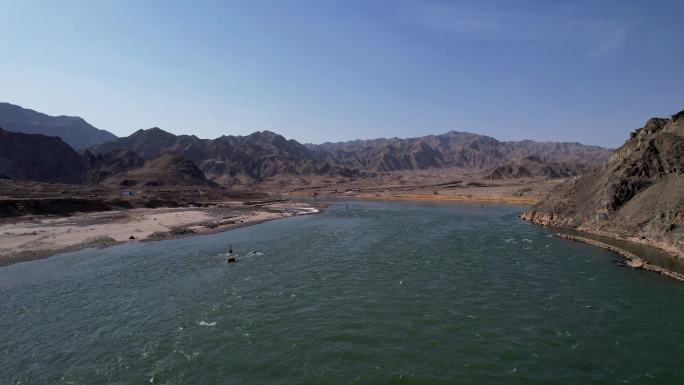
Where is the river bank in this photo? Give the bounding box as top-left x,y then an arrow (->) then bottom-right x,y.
349,192 -> 538,205
554,231 -> 684,283
0,201 -> 321,266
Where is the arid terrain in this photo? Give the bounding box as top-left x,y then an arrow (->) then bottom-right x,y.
3,102 -> 683,275
0,179 -> 322,265
0,167 -> 563,266
524,109 -> 684,259
1,101 -> 603,266
259,169 -> 562,205
0,203 -> 321,266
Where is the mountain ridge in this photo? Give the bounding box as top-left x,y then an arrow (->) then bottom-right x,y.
0,127 -> 214,187
0,102 -> 613,186
0,102 -> 117,149
91,127 -> 612,182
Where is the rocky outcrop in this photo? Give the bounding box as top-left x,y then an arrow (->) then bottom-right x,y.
523,109 -> 684,256
0,102 -> 117,149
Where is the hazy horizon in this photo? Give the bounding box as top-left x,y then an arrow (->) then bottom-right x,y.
1,0 -> 683,147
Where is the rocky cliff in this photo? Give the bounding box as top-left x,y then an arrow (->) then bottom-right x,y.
522,109 -> 684,256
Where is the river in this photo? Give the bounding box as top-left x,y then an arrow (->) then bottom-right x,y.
2,201 -> 684,384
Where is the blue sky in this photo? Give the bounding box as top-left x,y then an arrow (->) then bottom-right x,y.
1,0 -> 682,147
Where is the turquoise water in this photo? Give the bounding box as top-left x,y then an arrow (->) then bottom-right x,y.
2,201 -> 684,384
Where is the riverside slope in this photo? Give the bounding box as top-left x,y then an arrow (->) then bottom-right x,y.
523,109 -> 684,258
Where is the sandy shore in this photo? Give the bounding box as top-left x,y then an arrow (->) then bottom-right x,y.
0,201 -> 321,266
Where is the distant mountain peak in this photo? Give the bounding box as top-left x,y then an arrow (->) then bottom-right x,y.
246,130 -> 285,140
135,126 -> 171,135
0,102 -> 117,150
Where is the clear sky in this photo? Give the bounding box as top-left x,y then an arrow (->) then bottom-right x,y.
1,0 -> 682,147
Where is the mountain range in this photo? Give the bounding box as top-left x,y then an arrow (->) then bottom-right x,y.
89,128 -> 329,184
0,102 -> 612,186
308,133 -> 609,172
89,127 -> 611,184
0,127 -> 214,187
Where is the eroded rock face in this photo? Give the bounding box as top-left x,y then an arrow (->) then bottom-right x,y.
523,109 -> 684,255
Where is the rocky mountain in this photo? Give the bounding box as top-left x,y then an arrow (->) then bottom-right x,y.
88,127 -> 199,160
92,128 -> 611,183
0,127 -> 212,187
90,128 -> 337,183
522,109 -> 684,255
485,156 -> 590,179
0,102 -> 117,150
98,152 -> 216,188
308,131 -> 611,173
0,127 -> 88,184
0,102 -> 612,186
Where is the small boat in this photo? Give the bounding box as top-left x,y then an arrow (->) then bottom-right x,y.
227,244 -> 236,263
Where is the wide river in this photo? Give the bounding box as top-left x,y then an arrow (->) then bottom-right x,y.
2,201 -> 684,384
